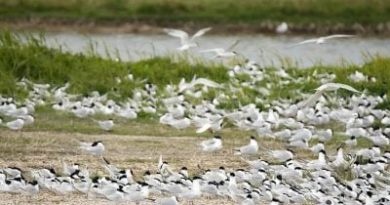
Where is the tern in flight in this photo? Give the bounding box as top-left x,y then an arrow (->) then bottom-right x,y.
289,34 -> 355,47
301,83 -> 360,107
164,27 -> 212,51
200,40 -> 240,58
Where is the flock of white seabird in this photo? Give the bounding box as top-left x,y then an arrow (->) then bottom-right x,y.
0,28 -> 389,204
1,141 -> 389,204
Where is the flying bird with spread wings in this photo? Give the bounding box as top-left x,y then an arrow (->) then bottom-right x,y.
163,27 -> 212,51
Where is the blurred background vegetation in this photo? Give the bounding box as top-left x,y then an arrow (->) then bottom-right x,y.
0,0 -> 389,31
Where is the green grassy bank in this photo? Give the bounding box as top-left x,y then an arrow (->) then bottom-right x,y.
0,31 -> 389,106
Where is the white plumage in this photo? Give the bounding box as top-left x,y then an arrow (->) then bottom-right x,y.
302,83 -> 360,107
234,136 -> 259,155
164,27 -> 211,51
200,136 -> 222,152
289,34 -> 354,47
79,141 -> 105,156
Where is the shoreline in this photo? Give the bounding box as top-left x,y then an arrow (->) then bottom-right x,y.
1,20 -> 390,36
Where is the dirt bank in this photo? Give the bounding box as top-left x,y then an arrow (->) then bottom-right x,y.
2,19 -> 390,35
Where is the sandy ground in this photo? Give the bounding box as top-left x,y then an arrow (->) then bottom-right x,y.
0,131 -> 277,204
0,191 -> 233,205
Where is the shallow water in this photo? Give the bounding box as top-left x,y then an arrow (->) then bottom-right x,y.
40,32 -> 390,68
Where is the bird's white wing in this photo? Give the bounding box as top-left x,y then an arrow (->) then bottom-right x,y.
271,150 -> 283,159
315,83 -> 331,91
323,34 -> 355,40
271,150 -> 292,160
289,38 -> 318,47
316,83 -> 360,93
191,27 -> 212,40
178,78 -> 188,91
200,48 -> 225,53
193,78 -> 222,88
163,28 -> 189,43
240,144 -> 255,154
189,75 -> 197,85
196,123 -> 212,133
178,75 -> 198,92
333,83 -> 360,93
201,138 -> 215,147
158,155 -> 163,171
300,90 -> 324,107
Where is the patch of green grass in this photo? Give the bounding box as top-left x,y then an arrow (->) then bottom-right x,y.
0,0 -> 388,27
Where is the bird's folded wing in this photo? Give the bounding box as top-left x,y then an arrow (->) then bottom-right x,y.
240,145 -> 252,153
196,123 -> 212,133
201,139 -> 215,147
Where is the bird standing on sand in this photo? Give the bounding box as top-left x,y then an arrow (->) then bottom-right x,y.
234,136 -> 259,155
